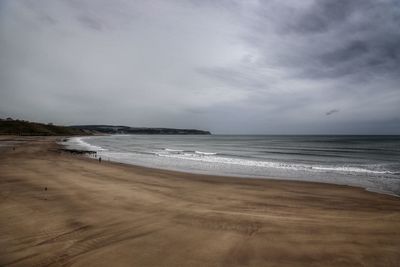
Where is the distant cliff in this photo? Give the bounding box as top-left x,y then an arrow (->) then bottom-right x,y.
0,118 -> 211,136
70,125 -> 211,135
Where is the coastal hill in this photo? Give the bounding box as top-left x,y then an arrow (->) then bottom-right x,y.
70,125 -> 211,135
0,118 -> 211,135
0,118 -> 88,136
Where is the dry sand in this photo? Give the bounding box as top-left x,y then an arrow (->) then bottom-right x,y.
0,136 -> 400,266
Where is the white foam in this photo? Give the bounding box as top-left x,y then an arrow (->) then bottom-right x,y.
311,166 -> 393,174
156,152 -> 392,175
195,151 -> 217,155
164,148 -> 184,153
67,137 -> 107,152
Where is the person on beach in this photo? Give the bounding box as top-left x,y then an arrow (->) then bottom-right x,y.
99,157 -> 102,163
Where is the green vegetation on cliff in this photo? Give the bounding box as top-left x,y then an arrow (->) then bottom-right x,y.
0,119 -> 89,136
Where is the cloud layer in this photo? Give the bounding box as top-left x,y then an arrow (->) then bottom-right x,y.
1,0 -> 399,134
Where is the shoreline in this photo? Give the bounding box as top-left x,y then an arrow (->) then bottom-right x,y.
1,136 -> 400,266
81,147 -> 400,198
63,136 -> 400,198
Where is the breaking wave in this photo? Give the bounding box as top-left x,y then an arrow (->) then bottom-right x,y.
156,149 -> 393,175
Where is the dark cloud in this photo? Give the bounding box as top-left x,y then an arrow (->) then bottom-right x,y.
326,109 -> 339,116
248,0 -> 400,80
319,40 -> 369,66
286,0 -> 368,34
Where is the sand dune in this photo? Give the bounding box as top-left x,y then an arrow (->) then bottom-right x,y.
0,136 -> 399,266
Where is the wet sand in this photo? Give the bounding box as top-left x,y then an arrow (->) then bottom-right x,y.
1,136 -> 400,266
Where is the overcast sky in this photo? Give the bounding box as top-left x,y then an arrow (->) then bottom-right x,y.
1,0 -> 399,134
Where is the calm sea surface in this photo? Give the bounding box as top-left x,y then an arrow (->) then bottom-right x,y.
64,135 -> 400,196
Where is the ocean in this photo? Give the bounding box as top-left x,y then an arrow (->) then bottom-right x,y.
64,135 -> 400,196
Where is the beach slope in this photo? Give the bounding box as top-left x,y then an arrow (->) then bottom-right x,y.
1,137 -> 399,266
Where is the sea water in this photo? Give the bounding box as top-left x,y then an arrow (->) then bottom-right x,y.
64,135 -> 400,196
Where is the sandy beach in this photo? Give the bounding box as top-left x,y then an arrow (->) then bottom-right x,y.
1,136 -> 400,267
